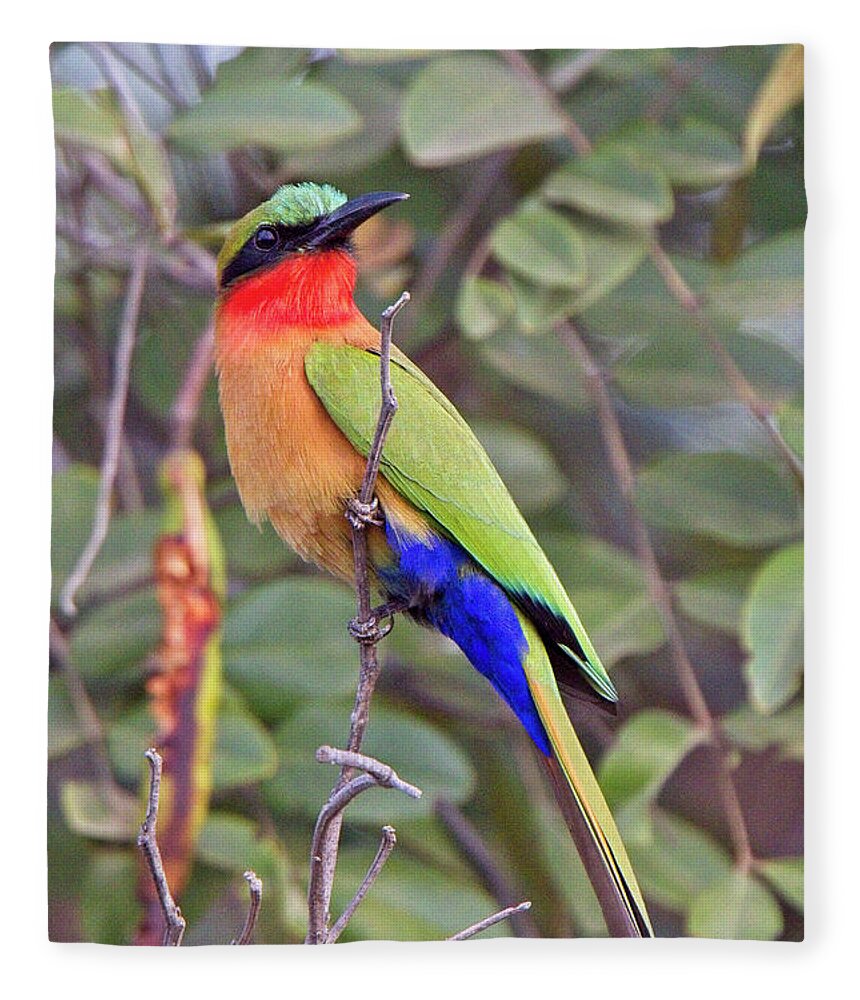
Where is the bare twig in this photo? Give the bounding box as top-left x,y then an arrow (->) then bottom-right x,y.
306,292 -> 411,944
137,748 -> 186,946
231,870 -> 263,945
448,901 -> 533,941
170,323 -> 215,449
59,246 -> 148,618
561,323 -> 754,871
327,826 -> 397,943
315,745 -> 423,799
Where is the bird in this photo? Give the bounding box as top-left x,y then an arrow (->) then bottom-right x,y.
214,181 -> 653,938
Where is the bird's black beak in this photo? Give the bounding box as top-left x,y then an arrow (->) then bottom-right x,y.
305,191 -> 409,249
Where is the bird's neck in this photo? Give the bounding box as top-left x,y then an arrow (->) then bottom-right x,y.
217,250 -> 360,338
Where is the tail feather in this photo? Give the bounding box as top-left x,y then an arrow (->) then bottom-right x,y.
517,612 -> 654,938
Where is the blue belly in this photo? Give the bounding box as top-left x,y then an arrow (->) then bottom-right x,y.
379,517 -> 552,755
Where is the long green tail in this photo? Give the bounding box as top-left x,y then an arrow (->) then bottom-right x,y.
517,611 -> 654,938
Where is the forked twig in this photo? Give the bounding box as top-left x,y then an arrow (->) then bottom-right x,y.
137,748 -> 186,946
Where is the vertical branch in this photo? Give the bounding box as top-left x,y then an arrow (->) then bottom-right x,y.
137,748 -> 186,946
59,246 -> 149,618
306,291 -> 410,945
560,323 -> 754,871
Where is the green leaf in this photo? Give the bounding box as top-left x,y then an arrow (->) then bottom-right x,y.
52,465 -> 98,606
48,676 -> 84,759
222,577 -> 361,721
401,54 -> 565,166
777,399 -> 804,459
709,230 -> 803,359
636,453 -> 802,547
59,781 -> 140,842
215,505 -> 298,579
53,87 -> 130,165
757,857 -> 803,911
107,691 -> 277,790
81,851 -> 141,945
626,809 -> 733,913
456,277 -> 515,341
471,419 -> 567,514
676,566 -> 756,634
723,702 -> 803,759
537,532 -> 664,665
491,204 -> 586,289
69,588 -> 161,678
687,870 -> 783,940
544,150 -> 674,227
330,851 -> 505,941
476,329 -> 589,410
742,543 -> 803,712
170,72 -> 361,154
744,45 -> 804,169
598,710 -> 700,843
615,119 -> 744,189
262,702 -> 476,823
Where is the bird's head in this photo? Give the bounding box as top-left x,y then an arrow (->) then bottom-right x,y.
217,182 -> 409,292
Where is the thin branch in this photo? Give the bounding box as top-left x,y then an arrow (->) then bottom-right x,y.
448,901 -> 533,942
170,323 -> 215,449
231,870 -> 263,945
59,246 -> 148,618
315,745 -> 423,799
306,292 -> 411,944
327,826 -> 397,943
560,323 -> 754,871
137,748 -> 186,946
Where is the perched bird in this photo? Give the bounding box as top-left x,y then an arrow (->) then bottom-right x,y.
215,182 -> 652,937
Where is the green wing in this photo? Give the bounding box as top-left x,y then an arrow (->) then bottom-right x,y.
306,340 -> 616,702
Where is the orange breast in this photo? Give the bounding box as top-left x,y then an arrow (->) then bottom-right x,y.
215,310 -> 424,585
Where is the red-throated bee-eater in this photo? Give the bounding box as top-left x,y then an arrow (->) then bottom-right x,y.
214,182 -> 653,937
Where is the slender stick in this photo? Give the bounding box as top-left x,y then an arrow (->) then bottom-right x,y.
327,826 -> 397,944
59,246 -> 148,618
231,871 -> 263,945
315,745 -> 422,799
306,293 -> 411,945
137,748 -> 186,946
561,323 -> 754,870
170,323 -> 215,449
448,901 -> 533,941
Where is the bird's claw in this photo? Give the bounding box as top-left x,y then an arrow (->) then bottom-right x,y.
348,613 -> 393,645
346,496 -> 383,530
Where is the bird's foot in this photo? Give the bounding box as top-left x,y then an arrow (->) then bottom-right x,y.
346,496 -> 383,530
348,598 -> 410,645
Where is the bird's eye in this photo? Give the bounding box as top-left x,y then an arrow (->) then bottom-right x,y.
254,226 -> 279,252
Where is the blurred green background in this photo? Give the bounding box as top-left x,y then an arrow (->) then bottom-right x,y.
50,44 -> 803,943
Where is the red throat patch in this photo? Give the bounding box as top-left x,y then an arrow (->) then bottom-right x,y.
217,250 -> 360,334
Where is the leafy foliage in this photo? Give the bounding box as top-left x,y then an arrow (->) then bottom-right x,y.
50,43 -> 803,943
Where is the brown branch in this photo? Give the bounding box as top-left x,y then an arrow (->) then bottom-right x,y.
306,292 -> 411,945
448,901 -> 533,941
327,826 -> 397,943
137,748 -> 186,946
59,246 -> 148,618
498,52 -> 803,489
315,745 -> 422,799
170,323 -> 215,449
231,870 -> 263,945
560,322 -> 754,871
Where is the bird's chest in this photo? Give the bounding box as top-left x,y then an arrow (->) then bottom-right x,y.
216,342 -> 368,564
